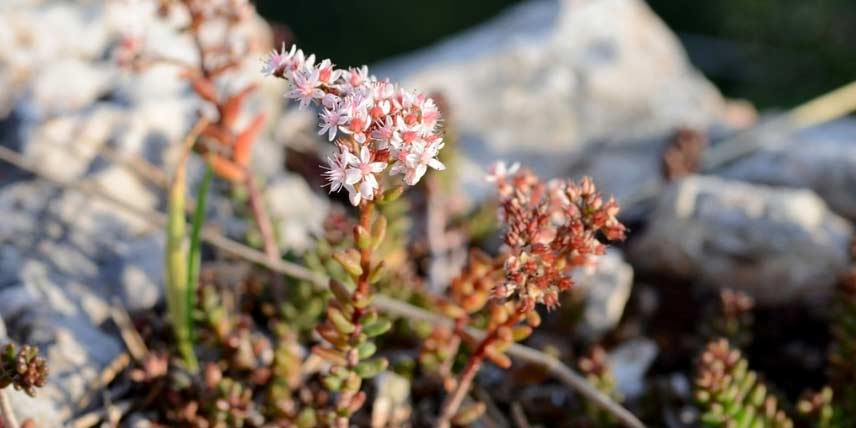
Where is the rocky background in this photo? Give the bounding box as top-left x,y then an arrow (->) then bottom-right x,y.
1,0 -> 855,426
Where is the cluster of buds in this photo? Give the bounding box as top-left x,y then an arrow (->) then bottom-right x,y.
704,289 -> 755,348
263,45 -> 445,205
436,166 -> 625,427
797,387 -> 841,428
578,346 -> 622,426
0,344 -> 48,397
489,163 -> 626,310
695,339 -> 793,428
165,367 -> 258,428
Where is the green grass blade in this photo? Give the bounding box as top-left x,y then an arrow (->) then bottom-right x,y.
165,164 -> 198,373
186,166 -> 212,343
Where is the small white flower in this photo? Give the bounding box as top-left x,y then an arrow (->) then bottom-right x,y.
318,108 -> 348,141
420,98 -> 441,133
260,43 -> 288,76
339,105 -> 371,140
287,68 -> 323,108
403,139 -> 445,185
485,161 -> 521,183
346,65 -> 370,87
344,146 -> 386,205
322,93 -> 340,109
316,59 -> 341,84
322,150 -> 352,194
371,117 -> 396,148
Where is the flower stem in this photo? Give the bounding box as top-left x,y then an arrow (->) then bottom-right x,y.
0,390 -> 19,428
356,201 -> 375,297
436,308 -> 524,428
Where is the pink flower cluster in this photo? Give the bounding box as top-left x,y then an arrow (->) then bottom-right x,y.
488,163 -> 626,310
262,44 -> 445,206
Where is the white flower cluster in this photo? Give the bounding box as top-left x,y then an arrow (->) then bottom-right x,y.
263,45 -> 445,206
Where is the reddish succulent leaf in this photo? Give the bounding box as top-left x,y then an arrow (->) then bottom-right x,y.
233,112 -> 266,167
220,84 -> 257,130
485,348 -> 512,369
187,75 -> 219,104
209,155 -> 245,182
201,123 -> 232,148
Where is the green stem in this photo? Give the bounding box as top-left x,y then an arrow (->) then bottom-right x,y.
165,149 -> 199,373
186,165 -> 213,343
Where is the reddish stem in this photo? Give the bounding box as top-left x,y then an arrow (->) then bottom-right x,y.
356,201 -> 375,296
349,201 -> 376,335
436,307 -> 524,428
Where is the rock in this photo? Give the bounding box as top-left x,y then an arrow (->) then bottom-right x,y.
1,274 -> 123,423
7,389 -> 64,428
20,104 -> 125,182
628,175 -> 852,305
720,119 -> 856,221
607,338 -> 658,399
115,98 -> 195,167
0,178 -> 162,421
372,371 -> 412,428
26,58 -> 113,118
265,174 -> 330,252
377,0 -> 725,200
118,234 -> 165,312
125,414 -> 157,428
568,139 -> 665,218
88,166 -> 159,213
574,249 -> 634,341
48,174 -> 159,265
0,2 -> 111,116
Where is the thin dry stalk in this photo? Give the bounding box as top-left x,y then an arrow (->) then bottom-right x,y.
109,299 -> 150,362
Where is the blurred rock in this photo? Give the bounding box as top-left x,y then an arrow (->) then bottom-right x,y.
19,104 -> 124,182
7,389 -> 63,428
0,273 -> 123,425
568,139 -> 664,215
574,249 -> 634,341
720,119 -> 856,221
125,414 -> 157,428
266,173 -> 330,252
629,175 -> 852,305
0,1 -> 112,116
378,0 -> 726,200
118,234 -> 165,312
27,58 -> 113,118
0,179 -> 158,422
372,371 -> 412,428
608,338 -> 658,399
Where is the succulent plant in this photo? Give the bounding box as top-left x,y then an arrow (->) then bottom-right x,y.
694,339 -> 793,428
0,344 -> 48,398
578,346 -> 623,427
